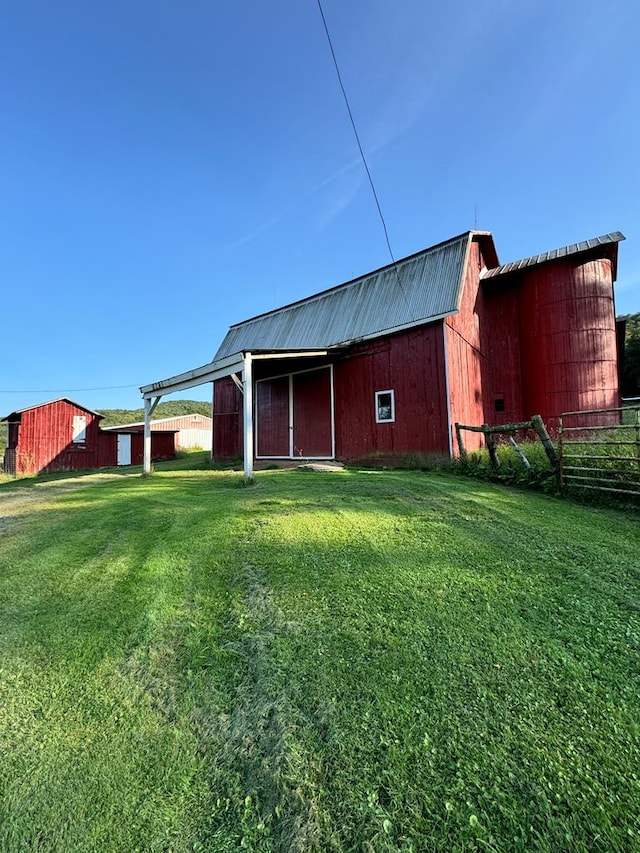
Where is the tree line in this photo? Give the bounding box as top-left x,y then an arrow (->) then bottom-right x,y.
620,312 -> 640,398
97,399 -> 211,428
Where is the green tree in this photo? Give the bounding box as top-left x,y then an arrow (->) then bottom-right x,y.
621,312 -> 640,397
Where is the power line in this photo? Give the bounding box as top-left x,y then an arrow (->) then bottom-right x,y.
315,0 -> 396,265
315,0 -> 419,324
0,384 -> 140,394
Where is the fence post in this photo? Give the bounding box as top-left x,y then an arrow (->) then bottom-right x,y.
484,426 -> 500,470
531,415 -> 558,470
635,409 -> 640,470
557,416 -> 564,490
455,422 -> 466,458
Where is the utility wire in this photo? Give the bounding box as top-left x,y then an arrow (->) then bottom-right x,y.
0,384 -> 140,394
316,0 -> 397,268
315,1 -> 418,325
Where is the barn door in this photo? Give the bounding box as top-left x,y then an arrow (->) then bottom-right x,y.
292,367 -> 333,458
256,366 -> 333,459
117,434 -> 131,466
256,376 -> 290,457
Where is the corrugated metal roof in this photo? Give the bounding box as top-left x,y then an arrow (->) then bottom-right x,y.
214,232 -> 480,358
481,232 -> 625,280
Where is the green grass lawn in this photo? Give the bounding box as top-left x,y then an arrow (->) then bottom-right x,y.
0,461 -> 639,852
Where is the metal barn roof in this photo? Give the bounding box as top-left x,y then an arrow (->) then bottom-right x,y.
214,232 -> 485,358
481,232 -> 625,280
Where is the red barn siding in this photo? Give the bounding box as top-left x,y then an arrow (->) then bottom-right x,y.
11,400 -> 103,474
256,376 -> 289,456
130,433 -> 176,465
213,377 -> 243,459
445,241 -> 485,452
334,323 -> 449,461
480,283 -> 523,426
518,258 -> 618,423
292,368 -> 332,457
255,367 -> 334,458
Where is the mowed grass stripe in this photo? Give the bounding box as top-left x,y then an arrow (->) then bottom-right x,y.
0,465 -> 638,852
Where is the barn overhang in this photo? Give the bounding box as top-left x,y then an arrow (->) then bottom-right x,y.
140,348 -> 331,480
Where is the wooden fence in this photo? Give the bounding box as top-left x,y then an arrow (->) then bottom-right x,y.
558,404 -> 640,498
455,415 -> 558,471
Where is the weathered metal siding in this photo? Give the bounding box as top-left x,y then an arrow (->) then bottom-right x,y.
214,233 -> 474,358
213,378 -> 242,459
13,400 -> 104,474
150,414 -> 211,432
518,258 -> 619,423
334,323 -> 449,462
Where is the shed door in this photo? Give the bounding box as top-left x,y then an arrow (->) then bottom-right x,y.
117,434 -> 131,466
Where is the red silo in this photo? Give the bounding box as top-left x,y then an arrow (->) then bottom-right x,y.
518,257 -> 619,424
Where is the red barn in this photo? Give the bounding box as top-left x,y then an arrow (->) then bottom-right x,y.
2,398 -> 176,476
140,230 -> 624,476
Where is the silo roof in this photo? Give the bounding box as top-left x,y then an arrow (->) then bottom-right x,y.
481,232 -> 625,280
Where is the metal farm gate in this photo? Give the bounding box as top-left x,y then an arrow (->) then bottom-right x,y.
558,404 -> 640,498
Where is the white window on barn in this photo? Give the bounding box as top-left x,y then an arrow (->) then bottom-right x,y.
375,390 -> 395,423
72,415 -> 87,443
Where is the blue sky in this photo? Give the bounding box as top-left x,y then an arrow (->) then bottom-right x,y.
1,0 -> 639,414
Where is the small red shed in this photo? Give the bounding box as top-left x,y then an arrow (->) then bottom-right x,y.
2,398 -> 176,476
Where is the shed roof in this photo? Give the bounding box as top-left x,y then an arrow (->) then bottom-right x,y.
2,398 -> 105,422
214,231 -> 493,358
481,232 -> 625,280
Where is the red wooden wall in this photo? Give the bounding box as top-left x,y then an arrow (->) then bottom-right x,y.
213,378 -> 243,459
10,400 -> 104,474
130,432 -> 176,465
479,283 -> 523,426
445,240 -> 486,452
334,323 -> 449,461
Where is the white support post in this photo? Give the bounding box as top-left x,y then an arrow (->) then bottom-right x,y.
143,395 -> 161,475
242,352 -> 254,482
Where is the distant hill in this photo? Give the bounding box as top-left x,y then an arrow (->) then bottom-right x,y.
98,399 -> 211,428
